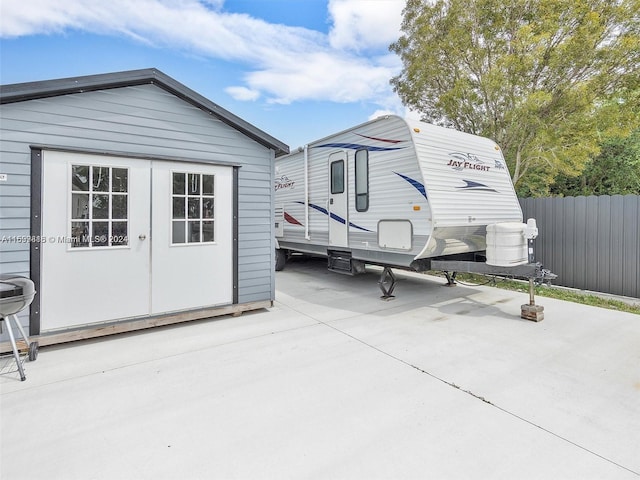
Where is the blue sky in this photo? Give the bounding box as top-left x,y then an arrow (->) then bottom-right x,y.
0,0 -> 411,149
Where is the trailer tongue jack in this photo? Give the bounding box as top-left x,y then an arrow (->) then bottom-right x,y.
521,278 -> 546,322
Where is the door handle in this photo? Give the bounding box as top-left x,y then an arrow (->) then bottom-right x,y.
138,234 -> 147,240
329,198 -> 334,205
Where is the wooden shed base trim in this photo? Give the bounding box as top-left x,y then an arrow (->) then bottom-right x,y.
1,300 -> 271,352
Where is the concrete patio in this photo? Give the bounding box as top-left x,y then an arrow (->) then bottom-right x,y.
1,256 -> 639,479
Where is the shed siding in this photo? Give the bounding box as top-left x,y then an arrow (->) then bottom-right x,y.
1,84 -> 275,335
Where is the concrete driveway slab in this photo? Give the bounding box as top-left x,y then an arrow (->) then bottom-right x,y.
1,256 -> 638,479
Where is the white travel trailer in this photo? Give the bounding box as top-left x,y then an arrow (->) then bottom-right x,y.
275,115 -> 523,269
274,115 -> 555,320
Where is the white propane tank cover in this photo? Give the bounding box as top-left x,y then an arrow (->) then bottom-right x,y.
524,218 -> 539,240
485,222 -> 529,266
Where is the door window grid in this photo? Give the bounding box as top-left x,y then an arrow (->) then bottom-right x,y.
70,165 -> 129,248
172,172 -> 215,244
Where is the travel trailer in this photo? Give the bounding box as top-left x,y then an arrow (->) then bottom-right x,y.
274,115 -> 555,320
275,114 -> 524,270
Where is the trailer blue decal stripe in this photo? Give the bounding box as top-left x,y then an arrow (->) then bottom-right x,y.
457,180 -> 498,193
393,171 -> 427,200
294,202 -> 372,232
315,142 -> 403,152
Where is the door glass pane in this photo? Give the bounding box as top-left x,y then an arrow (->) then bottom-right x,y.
72,165 -> 89,191
112,168 -> 128,193
331,160 -> 344,194
71,194 -> 89,219
202,198 -> 214,219
172,221 -> 186,243
112,222 -> 128,245
71,222 -> 89,247
188,173 -> 200,195
92,222 -> 109,246
92,194 -> 109,219
203,175 -> 214,195
188,198 -> 200,219
202,221 -> 214,242
172,197 -> 185,219
188,221 -> 200,243
92,166 -> 110,192
173,173 -> 185,195
112,195 -> 127,219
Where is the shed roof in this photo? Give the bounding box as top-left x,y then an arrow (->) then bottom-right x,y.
0,68 -> 289,156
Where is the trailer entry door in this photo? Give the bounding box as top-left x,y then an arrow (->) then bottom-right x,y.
328,151 -> 348,247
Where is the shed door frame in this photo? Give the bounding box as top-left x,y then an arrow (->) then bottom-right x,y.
29,146 -> 239,335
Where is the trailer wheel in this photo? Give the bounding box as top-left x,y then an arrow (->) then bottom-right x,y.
275,249 -> 287,271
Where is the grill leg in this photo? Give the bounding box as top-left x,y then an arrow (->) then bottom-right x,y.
4,315 -> 26,381
9,313 -> 31,345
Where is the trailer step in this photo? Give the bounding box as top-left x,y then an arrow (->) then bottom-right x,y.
327,251 -> 365,276
328,251 -> 353,274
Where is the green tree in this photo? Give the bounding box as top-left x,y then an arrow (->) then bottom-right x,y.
550,129 -> 640,196
390,0 -> 640,195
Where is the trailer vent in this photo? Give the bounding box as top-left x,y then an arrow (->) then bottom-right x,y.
275,205 -> 284,237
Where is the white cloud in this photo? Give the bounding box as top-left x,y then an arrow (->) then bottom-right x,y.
225,86 -> 260,101
244,51 -> 400,105
327,0 -> 404,51
0,0 -> 405,108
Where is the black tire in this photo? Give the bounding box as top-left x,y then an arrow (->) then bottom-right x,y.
28,341 -> 39,361
275,248 -> 287,271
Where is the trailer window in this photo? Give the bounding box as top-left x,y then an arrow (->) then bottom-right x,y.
355,149 -> 369,211
331,160 -> 344,194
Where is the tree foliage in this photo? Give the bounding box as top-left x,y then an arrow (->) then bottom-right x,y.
550,129 -> 640,196
390,0 -> 640,195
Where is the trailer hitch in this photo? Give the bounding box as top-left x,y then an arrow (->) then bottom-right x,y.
429,259 -> 557,322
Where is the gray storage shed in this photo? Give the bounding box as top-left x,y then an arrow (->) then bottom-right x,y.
0,68 -> 289,347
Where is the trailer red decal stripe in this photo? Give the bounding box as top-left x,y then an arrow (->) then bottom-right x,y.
284,212 -> 303,226
356,133 -> 404,144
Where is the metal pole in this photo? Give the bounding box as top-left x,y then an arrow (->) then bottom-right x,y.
529,278 -> 535,306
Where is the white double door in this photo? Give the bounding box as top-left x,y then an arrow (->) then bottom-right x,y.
41,151 -> 233,331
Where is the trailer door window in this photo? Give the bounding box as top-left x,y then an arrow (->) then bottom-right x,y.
331,160 -> 344,194
355,149 -> 369,212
